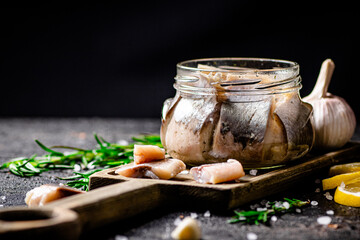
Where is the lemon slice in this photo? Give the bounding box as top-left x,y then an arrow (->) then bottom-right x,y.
322,171 -> 360,190
329,162 -> 360,176
334,178 -> 360,207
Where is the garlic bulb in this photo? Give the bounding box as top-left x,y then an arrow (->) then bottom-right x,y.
303,59 -> 356,149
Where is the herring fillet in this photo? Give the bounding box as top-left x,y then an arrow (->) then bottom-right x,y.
25,184 -> 84,207
190,159 -> 245,184
133,144 -> 166,164
115,158 -> 186,180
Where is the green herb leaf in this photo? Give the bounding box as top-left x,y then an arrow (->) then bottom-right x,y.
229,198 -> 309,225
2,134 -> 162,191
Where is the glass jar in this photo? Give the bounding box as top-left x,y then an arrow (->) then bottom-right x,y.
161,58 -> 314,168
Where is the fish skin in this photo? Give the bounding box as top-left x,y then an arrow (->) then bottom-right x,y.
162,96 -> 219,165
274,92 -> 314,159
115,158 -> 186,180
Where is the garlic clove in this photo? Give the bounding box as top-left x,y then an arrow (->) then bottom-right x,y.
303,59 -> 356,149
171,217 -> 202,240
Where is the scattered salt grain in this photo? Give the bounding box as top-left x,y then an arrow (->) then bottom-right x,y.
295,208 -> 302,213
340,181 -> 346,188
117,140 -> 129,146
271,216 -> 277,222
317,216 -> 332,225
87,162 -> 96,169
247,232 -> 258,240
204,210 -> 211,218
326,210 -> 334,215
174,217 -> 182,226
0,196 -> 6,202
311,201 -> 318,206
283,202 -> 290,210
324,192 -> 333,201
190,213 -> 198,219
249,169 -> 258,176
115,235 -> 128,240
315,188 -> 321,193
179,170 -> 189,175
274,201 -> 283,208
74,164 -> 81,171
256,207 -> 267,212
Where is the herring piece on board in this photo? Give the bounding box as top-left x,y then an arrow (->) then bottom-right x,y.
25,184 -> 85,207
190,159 -> 245,184
134,144 -> 166,164
115,158 -> 186,180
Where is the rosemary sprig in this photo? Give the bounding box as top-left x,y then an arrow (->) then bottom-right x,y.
58,169 -> 103,191
1,133 -> 162,190
228,198 -> 310,225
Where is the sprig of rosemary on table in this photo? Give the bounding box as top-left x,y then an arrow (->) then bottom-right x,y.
228,198 -> 310,225
1,134 -> 162,191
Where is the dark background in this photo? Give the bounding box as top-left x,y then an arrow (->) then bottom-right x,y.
0,2 -> 357,119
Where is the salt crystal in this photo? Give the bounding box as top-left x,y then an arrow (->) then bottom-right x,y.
74,164 -> 81,171
271,216 -> 277,222
295,208 -> 302,213
87,162 -> 95,169
317,216 -> 332,225
274,202 -> 283,208
0,196 -> 6,202
326,210 -> 334,215
283,202 -> 290,209
256,207 -> 267,212
324,192 -> 333,201
340,182 -> 345,188
115,235 -> 128,240
173,217 -> 182,226
311,201 -> 318,206
249,169 -> 258,176
179,170 -> 189,175
117,140 -> 129,146
204,210 -> 211,217
190,212 -> 198,219
247,232 -> 258,240
315,188 -> 321,193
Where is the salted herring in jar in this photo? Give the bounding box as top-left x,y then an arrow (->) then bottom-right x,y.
161,58 -> 314,168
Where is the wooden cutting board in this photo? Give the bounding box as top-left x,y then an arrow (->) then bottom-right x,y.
88,142 -> 360,210
1,142 -> 360,239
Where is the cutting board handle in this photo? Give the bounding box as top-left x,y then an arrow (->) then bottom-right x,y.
0,180 -> 162,239
0,207 -> 80,240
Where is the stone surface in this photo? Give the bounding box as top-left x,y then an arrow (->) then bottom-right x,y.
1,118 -> 360,240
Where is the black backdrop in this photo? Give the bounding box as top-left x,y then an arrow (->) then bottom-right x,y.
0,3 -> 358,119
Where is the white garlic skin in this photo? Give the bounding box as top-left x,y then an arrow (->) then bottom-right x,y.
304,93 -> 356,149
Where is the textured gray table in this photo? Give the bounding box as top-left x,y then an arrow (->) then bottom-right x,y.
1,118 -> 360,240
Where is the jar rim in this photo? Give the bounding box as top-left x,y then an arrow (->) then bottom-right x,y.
175,57 -> 301,97
177,57 -> 299,73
